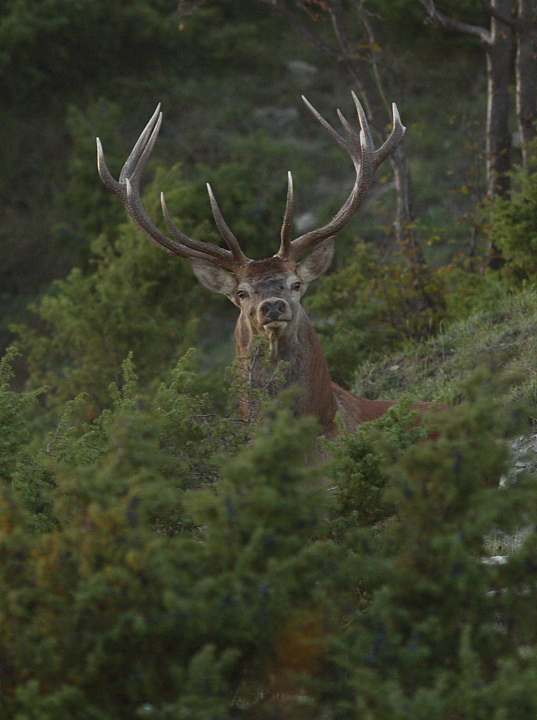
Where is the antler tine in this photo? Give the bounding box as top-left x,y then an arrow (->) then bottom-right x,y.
206,184 -> 249,266
97,105 -> 162,204
287,93 -> 405,261
119,103 -> 162,186
336,105 -> 375,203
277,171 -> 295,259
97,137 -> 126,202
301,95 -> 352,154
98,106 -> 246,270
123,177 -> 233,265
373,102 -> 406,169
160,192 -> 235,264
350,92 -> 375,154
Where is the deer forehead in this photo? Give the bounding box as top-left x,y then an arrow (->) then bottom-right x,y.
238,271 -> 299,296
236,256 -> 295,278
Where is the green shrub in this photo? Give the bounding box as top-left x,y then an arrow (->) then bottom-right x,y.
324,401 -> 431,542
491,170 -> 537,283
13,168 -> 219,415
324,378 -> 537,719
306,242 -> 447,386
0,0 -> 179,103
2,343 -> 537,718
0,350 -> 355,719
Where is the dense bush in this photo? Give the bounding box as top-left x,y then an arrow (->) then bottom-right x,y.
306,242 -> 447,386
491,169 -> 537,283
0,0 -> 179,104
2,344 -> 537,719
0,0 -> 279,105
13,222 -> 203,414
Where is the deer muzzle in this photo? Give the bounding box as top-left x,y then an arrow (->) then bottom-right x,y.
258,298 -> 292,333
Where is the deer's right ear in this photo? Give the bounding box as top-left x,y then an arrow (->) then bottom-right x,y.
296,238 -> 336,286
189,258 -> 237,300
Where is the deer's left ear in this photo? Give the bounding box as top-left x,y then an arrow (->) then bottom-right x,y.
296,238 -> 336,286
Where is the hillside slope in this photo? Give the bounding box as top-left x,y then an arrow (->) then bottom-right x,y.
353,285 -> 537,410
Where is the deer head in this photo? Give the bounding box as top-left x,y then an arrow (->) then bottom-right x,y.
97,94 -> 404,359
97,94 -> 406,432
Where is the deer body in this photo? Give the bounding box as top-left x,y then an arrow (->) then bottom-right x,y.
233,260 -> 340,434
97,93 -> 438,435
198,253 -> 406,436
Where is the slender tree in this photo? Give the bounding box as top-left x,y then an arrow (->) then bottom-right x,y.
481,0 -> 537,167
256,0 -> 426,262
419,0 -> 515,199
176,0 -> 425,262
514,0 -> 537,167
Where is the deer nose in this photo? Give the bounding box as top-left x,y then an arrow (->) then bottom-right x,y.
260,299 -> 287,322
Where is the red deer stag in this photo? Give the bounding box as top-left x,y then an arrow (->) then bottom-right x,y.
97,93 -> 437,438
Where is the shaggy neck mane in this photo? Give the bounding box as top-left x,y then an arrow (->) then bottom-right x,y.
235,307 -> 338,434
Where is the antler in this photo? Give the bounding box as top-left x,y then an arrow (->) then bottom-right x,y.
97,104 -> 250,270
97,95 -> 404,271
277,91 -> 405,262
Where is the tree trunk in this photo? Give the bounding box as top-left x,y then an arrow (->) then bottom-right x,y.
391,143 -> 420,253
485,0 -> 514,198
340,53 -> 424,262
418,0 -> 515,268
324,0 -> 426,262
516,0 -> 537,167
419,0 -> 514,199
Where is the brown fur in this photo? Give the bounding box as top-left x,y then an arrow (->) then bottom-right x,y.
191,251 -> 442,437
235,290 -> 439,436
236,257 -> 295,280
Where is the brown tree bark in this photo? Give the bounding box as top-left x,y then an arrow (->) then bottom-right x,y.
482,0 -> 537,169
419,0 -> 515,269
515,0 -> 537,167
329,0 -> 424,260
487,0 -> 515,196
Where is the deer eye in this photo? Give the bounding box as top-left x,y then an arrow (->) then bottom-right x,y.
237,290 -> 248,300
292,281 -> 302,291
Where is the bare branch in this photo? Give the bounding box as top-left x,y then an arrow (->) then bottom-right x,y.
478,0 -> 521,29
419,0 -> 492,44
256,0 -> 342,61
352,0 -> 392,118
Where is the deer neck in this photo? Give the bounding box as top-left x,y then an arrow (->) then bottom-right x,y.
235,308 -> 338,432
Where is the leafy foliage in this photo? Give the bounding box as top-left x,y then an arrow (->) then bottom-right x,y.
306,242 -> 447,386
491,168 -> 537,283
13,228 -> 201,414
323,378 -> 537,719
2,351 -> 537,719
57,99 -> 128,246
0,0 -> 178,103
324,401 -> 431,541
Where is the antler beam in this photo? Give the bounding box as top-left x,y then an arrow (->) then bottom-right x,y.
97,105 -> 249,270
98,92 -> 404,271
277,92 -> 405,261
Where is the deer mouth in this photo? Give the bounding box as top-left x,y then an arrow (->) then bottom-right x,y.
262,319 -> 288,328
260,318 -> 289,335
